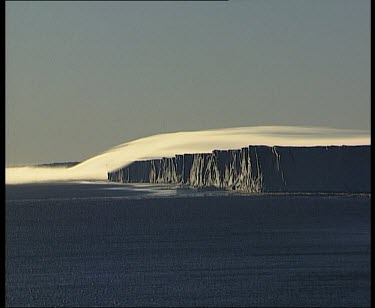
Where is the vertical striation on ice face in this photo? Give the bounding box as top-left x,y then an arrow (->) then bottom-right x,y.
107,145 -> 370,193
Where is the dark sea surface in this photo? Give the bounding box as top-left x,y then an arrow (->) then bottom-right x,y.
6,183 -> 371,307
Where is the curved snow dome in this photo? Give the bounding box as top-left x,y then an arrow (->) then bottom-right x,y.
6,126 -> 370,184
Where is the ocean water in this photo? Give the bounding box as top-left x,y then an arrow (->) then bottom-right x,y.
6,183 -> 371,307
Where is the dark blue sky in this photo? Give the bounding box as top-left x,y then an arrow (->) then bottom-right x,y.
6,0 -> 370,165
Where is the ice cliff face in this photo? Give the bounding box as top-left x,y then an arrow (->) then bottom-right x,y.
107,146 -> 370,193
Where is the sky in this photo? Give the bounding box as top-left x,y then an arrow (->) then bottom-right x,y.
6,0 -> 370,166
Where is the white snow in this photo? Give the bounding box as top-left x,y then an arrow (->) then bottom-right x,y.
5,126 -> 370,184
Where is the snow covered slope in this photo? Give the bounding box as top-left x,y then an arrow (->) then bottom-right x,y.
6,126 -> 370,184
108,145 -> 370,193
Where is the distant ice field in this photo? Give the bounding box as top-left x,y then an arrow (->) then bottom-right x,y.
5,126 -> 370,184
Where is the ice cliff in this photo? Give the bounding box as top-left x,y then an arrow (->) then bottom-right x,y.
107,145 -> 370,193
